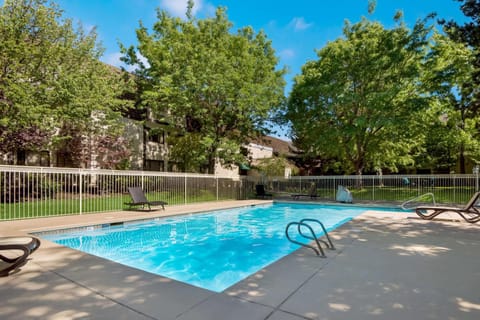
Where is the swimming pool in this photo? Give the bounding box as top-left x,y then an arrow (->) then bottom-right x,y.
39,203 -> 398,292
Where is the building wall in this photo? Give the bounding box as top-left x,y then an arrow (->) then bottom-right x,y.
211,143 -> 275,178
214,161 -> 240,180
0,152 -> 13,165
123,118 -> 144,170
248,143 -> 273,160
246,142 -> 294,178
0,150 -> 50,166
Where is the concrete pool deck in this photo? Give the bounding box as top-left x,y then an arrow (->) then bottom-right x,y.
0,200 -> 479,320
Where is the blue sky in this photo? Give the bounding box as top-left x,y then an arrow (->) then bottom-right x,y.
53,0 -> 468,138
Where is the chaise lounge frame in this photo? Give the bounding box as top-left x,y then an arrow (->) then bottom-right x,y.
291,183 -> 318,200
125,187 -> 167,211
0,236 -> 41,276
415,191 -> 480,223
255,184 -> 273,199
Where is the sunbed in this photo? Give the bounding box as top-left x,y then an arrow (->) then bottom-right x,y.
0,236 -> 41,276
415,191 -> 480,223
255,184 -> 273,199
0,236 -> 41,254
291,183 -> 318,200
125,187 -> 167,211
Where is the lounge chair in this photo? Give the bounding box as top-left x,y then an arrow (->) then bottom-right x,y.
255,184 -> 273,199
0,236 -> 41,276
125,187 -> 167,211
0,236 -> 41,254
415,191 -> 480,223
292,183 -> 318,200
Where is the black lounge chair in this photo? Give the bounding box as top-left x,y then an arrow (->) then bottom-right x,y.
125,187 -> 167,211
0,236 -> 41,254
255,184 -> 273,199
415,191 -> 480,223
0,236 -> 41,276
292,183 -> 318,200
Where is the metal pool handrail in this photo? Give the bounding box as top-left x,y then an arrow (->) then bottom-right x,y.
285,219 -> 335,257
298,219 -> 335,250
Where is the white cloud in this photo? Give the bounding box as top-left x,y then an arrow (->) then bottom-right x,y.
279,49 -> 295,60
289,17 -> 313,31
136,52 -> 150,68
160,0 -> 203,18
267,20 -> 277,28
83,24 -> 96,34
102,52 -> 150,72
103,52 -> 124,68
203,3 -> 217,17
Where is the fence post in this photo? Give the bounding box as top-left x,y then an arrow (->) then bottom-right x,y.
477,171 -> 479,192
474,165 -> 479,192
333,177 -> 336,200
453,175 -> 456,203
79,170 -> 83,215
417,176 -> 420,197
372,175 -> 375,201
184,174 -> 188,204
216,176 -> 219,201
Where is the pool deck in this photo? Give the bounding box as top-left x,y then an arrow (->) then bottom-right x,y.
1,200 -> 479,320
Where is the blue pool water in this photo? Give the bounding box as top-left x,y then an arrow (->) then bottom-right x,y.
39,203 -> 399,292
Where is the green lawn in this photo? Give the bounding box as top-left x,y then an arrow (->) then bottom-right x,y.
2,186 -> 476,220
271,186 -> 476,204
347,186 -> 476,204
0,190 -> 233,220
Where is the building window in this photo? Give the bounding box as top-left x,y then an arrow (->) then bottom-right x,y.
145,160 -> 164,171
56,151 -> 74,168
40,151 -> 50,167
168,162 -> 180,172
147,129 -> 165,144
16,150 -> 26,165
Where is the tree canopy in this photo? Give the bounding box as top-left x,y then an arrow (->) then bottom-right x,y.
121,3 -> 286,173
0,0 -> 127,159
421,31 -> 479,173
436,0 -> 480,172
441,0 -> 480,113
284,16 -> 432,176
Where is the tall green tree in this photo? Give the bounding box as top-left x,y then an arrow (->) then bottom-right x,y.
437,0 -> 480,172
441,0 -> 480,112
0,0 -> 127,159
285,16 -> 432,176
421,32 -> 479,172
121,4 -> 285,173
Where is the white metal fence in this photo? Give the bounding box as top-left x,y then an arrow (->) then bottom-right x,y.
246,174 -> 480,205
0,166 -> 245,220
2,165 -> 479,220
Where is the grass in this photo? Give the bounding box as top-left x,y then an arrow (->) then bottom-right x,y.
0,190 -> 234,220
273,186 -> 477,204
2,186 -> 477,220
347,186 -> 476,203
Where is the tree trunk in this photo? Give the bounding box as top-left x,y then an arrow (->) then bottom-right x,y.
355,167 -> 364,188
459,143 -> 466,174
353,157 -> 364,188
207,146 -> 216,174
353,142 -> 365,188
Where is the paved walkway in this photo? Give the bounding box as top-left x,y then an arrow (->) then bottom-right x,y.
1,201 -> 479,320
